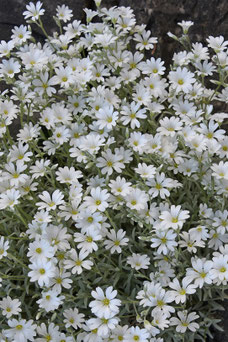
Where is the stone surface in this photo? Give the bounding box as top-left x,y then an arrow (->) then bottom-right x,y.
0,0 -> 228,341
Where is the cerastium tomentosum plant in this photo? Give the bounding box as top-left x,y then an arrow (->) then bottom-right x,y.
0,1 -> 227,341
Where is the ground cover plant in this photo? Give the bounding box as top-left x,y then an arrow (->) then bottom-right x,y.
0,1 -> 228,341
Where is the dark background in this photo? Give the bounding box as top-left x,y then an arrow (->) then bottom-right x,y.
0,0 -> 228,340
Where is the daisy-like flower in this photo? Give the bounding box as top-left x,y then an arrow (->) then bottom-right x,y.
170,311 -> 199,333
127,253 -> 150,270
0,296 -> 21,319
104,229 -> 129,254
11,25 -> 32,44
36,322 -> 60,341
36,190 -> 65,211
125,188 -> 149,211
2,162 -> 28,187
33,72 -> 57,96
89,286 -> 121,319
120,101 -> 147,129
139,57 -> 165,75
64,248 -> 93,274
4,319 -> 37,341
96,149 -> 124,176
211,161 -> 228,180
0,40 -> 14,58
169,67 -> 195,93
52,66 -> 74,88
63,308 -> 85,330
150,229 -> 177,255
124,326 -> 150,342
9,142 -> 33,164
0,236 -> 9,259
56,4 -> 73,22
110,325 -> 129,341
169,278 -> 197,304
206,36 -> 228,53
0,58 -> 20,78
27,239 -> 55,262
128,132 -> 147,154
49,269 -> 73,292
134,30 -> 157,51
135,162 -> 156,180
96,105 -> 119,130
56,166 -> 82,184
109,176 -> 132,196
159,205 -> 190,230
157,117 -> 183,137
210,254 -> 228,282
83,187 -> 110,213
74,226 -> 102,253
23,1 -> 45,21
185,258 -> 213,288
37,289 -> 65,312
87,315 -> 119,337
28,260 -> 56,287
147,172 -> 181,199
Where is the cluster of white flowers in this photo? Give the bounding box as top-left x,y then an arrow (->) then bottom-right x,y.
0,1 -> 227,341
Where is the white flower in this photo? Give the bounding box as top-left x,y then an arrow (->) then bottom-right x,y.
135,163 -> 156,180
109,176 -> 132,197
87,315 -> 119,337
210,254 -> 228,282
63,308 -> 85,329
169,278 -> 197,304
211,161 -> 228,180
0,296 -> 21,318
89,286 -> 121,319
4,319 -> 37,341
37,289 -> 65,312
177,20 -> 194,33
96,149 -> 124,175
170,311 -> 199,333
83,187 -> 110,213
157,117 -> 183,137
0,236 -> 9,259
169,67 -> 195,93
185,258 -> 213,288
28,260 -> 56,287
23,1 -> 45,21
150,229 -> 177,255
96,105 -> 118,130
74,227 -> 102,253
27,239 -> 55,262
125,188 -> 149,211
120,101 -> 147,129
0,58 -> 20,78
124,326 -> 150,342
36,190 -> 65,211
127,253 -> 150,270
104,229 -> 129,254
64,248 -> 93,274
56,4 -> 73,22
159,205 -> 190,230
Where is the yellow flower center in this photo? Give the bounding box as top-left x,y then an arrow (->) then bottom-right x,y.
16,324 -> 23,330
36,248 -> 42,254
39,268 -> 45,274
102,298 -> 110,306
